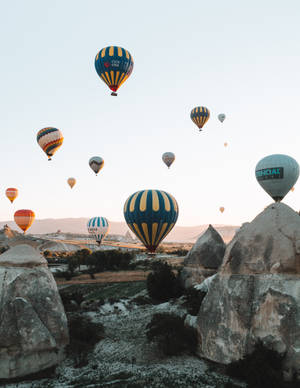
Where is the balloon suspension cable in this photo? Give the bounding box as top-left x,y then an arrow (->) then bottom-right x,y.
111,92 -> 118,96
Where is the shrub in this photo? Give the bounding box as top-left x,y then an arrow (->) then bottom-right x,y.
226,341 -> 299,388
146,312 -> 197,356
67,314 -> 105,367
60,290 -> 83,312
146,262 -> 183,302
43,250 -> 51,258
183,287 -> 207,316
0,246 -> 9,255
172,249 -> 189,256
85,249 -> 135,273
63,271 -> 73,281
131,295 -> 153,305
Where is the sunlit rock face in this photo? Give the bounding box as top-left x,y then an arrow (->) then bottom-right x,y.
0,245 -> 69,379
197,203 -> 300,381
180,225 -> 226,288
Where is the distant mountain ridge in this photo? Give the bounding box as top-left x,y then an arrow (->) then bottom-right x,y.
0,218 -> 239,243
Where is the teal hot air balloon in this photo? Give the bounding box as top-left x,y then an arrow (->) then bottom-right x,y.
255,154 -> 299,201
95,46 -> 134,96
123,190 -> 179,252
87,217 -> 109,245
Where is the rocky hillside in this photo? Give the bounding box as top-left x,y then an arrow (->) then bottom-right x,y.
0,219 -> 239,243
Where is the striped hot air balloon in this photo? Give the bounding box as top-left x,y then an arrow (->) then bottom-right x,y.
14,209 -> 35,233
95,46 -> 134,96
190,106 -> 210,131
87,217 -> 110,245
123,189 -> 179,253
37,127 -> 64,160
5,188 -> 18,203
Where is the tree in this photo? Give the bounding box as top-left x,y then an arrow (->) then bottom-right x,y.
146,262 -> 183,302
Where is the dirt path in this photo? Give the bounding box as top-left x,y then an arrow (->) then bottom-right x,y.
55,270 -> 150,286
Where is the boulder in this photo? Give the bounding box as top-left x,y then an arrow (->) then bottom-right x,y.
0,244 -> 69,379
180,225 -> 226,288
196,203 -> 300,381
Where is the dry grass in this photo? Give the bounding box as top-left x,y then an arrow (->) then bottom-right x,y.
56,270 -> 150,286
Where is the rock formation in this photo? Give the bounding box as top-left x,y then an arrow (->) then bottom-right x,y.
0,244 -> 69,379
196,203 -> 300,381
180,225 -> 226,288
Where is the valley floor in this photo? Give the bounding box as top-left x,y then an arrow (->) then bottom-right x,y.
5,282 -> 243,388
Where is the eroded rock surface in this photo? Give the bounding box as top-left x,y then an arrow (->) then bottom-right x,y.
0,244 -> 69,379
197,203 -> 300,381
180,225 -> 226,288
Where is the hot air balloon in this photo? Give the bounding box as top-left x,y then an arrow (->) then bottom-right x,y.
255,154 -> 299,201
37,127 -> 64,160
291,187 -> 295,192
67,178 -> 76,189
224,142 -> 228,147
123,189 -> 179,253
190,107 -> 210,131
162,152 -> 175,168
14,209 -> 35,233
87,217 -> 109,245
89,156 -> 104,175
219,207 -> 225,213
95,46 -> 134,96
218,113 -> 226,123
5,188 -> 18,204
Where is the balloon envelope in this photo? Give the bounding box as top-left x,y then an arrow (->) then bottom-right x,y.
5,188 -> 18,203
95,46 -> 134,96
255,154 -> 299,201
218,113 -> 226,123
190,107 -> 210,131
87,217 -> 109,245
123,189 -> 179,252
37,127 -> 64,160
89,157 -> 104,175
67,178 -> 76,189
162,152 -> 175,168
14,209 -> 35,233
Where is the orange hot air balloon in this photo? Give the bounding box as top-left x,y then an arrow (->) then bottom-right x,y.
14,209 -> 35,233
224,142 -> 228,147
67,177 -> 76,189
5,188 -> 18,203
291,187 -> 295,192
219,207 -> 225,213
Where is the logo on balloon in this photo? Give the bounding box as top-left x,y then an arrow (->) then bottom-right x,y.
104,62 -> 110,68
256,167 -> 283,181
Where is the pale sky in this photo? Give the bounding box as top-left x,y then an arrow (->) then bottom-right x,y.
0,0 -> 299,226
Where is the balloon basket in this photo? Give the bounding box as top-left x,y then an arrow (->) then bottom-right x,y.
147,252 -> 156,258
111,92 -> 118,96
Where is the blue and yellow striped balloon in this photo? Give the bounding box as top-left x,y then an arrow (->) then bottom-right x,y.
190,106 -> 210,131
95,46 -> 134,96
123,189 -> 179,253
